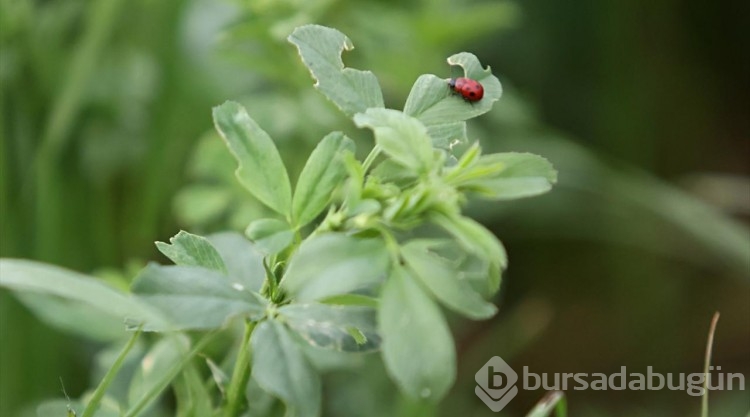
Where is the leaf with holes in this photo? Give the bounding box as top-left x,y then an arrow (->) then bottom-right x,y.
404,53 -> 502,126
289,25 -> 384,116
156,230 -> 227,274
212,101 -> 292,215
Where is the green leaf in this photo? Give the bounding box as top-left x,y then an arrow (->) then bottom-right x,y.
0,259 -> 167,330
37,399 -> 120,417
212,101 -> 292,215
124,333 -> 216,417
320,293 -> 379,308
426,122 -> 467,149
403,75 -> 453,120
15,292 -> 126,341
402,240 -> 497,320
288,24 -> 384,116
281,233 -> 390,301
430,213 -> 507,294
459,152 -> 557,200
128,335 -> 188,411
469,177 -> 554,200
36,400 -> 84,417
83,327 -> 143,417
156,230 -> 227,274
292,132 -> 355,227
207,232 -> 266,292
251,320 -> 321,417
479,152 -> 557,182
131,264 -> 267,331
245,378 -> 284,417
173,363 -> 213,417
379,265 -> 456,401
245,219 -> 294,255
279,303 -> 380,352
404,53 -> 502,126
347,199 -> 383,218
450,142 -> 487,175
370,160 -> 418,187
354,108 -> 434,174
205,358 -> 229,396
341,151 -> 365,205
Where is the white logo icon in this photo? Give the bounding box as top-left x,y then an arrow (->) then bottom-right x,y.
475,356 -> 519,411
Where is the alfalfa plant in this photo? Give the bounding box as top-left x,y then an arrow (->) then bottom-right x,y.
0,24 -> 556,416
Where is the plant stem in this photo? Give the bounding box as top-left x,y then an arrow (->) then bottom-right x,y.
81,327 -> 143,417
361,144 -> 382,172
701,312 -> 720,417
124,332 -> 217,417
224,320 -> 257,417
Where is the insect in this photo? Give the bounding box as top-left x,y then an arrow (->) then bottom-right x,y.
448,77 -> 484,102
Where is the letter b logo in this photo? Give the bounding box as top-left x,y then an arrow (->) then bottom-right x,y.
475,356 -> 518,412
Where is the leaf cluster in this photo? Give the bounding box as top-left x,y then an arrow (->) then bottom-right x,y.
134,25 -> 554,413
0,24 -> 556,417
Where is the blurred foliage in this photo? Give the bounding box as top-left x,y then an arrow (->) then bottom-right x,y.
1,0 -> 748,416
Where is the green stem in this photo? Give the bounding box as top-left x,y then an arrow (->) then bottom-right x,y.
361,144 -> 382,172
81,326 -> 143,417
224,320 -> 257,417
124,332 -> 217,417
374,225 -> 401,263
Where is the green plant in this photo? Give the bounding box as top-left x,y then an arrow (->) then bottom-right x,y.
0,24 -> 557,416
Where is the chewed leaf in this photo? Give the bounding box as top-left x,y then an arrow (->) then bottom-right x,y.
289,25 -> 384,116
212,101 -> 292,216
447,52 -> 495,80
156,230 -> 227,274
404,53 -> 502,126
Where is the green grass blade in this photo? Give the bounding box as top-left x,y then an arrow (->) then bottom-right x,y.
123,332 -> 217,417
81,326 -> 143,417
701,312 -> 720,417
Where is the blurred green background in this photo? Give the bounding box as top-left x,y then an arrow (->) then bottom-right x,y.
1,0 -> 748,416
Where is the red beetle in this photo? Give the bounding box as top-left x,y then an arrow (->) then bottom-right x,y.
449,77 -> 484,102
